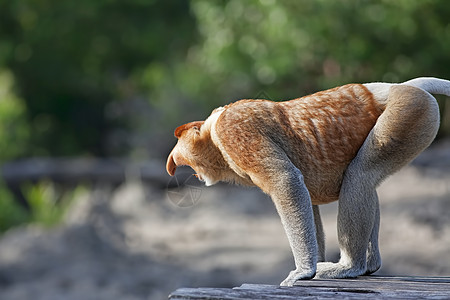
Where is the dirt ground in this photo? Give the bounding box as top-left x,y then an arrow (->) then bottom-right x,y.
0,140 -> 449,300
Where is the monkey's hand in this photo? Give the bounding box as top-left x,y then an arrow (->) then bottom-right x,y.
280,268 -> 316,286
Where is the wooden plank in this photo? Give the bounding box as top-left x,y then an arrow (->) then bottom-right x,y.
290,276 -> 450,292
169,276 -> 450,300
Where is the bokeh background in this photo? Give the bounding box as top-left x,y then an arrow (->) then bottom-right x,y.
0,1 -> 449,299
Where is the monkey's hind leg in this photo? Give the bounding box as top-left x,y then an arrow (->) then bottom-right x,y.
315,164 -> 379,279
366,195 -> 381,275
316,85 -> 440,279
313,205 -> 326,262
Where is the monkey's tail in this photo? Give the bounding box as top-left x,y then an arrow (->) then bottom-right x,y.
402,77 -> 450,97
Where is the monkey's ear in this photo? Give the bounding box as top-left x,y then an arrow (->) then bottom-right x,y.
174,121 -> 205,138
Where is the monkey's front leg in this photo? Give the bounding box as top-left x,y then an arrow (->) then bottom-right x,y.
253,164 -> 318,286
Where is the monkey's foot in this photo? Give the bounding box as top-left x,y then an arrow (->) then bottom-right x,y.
365,261 -> 381,275
315,262 -> 365,279
365,252 -> 381,275
280,268 -> 316,286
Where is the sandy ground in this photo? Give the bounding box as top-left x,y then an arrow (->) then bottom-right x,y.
0,141 -> 449,300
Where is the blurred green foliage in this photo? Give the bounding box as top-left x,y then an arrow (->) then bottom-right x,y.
178,0 -> 450,108
0,180 -> 86,231
0,0 -> 196,157
0,0 -> 450,160
0,181 -> 28,231
22,181 -> 86,227
0,69 -> 29,160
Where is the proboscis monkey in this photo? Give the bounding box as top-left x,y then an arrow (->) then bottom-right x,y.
166,77 -> 450,286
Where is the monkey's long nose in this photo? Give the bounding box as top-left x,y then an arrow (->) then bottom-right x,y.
166,152 -> 177,176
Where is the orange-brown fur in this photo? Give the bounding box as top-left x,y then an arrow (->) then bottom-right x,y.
167,84 -> 383,204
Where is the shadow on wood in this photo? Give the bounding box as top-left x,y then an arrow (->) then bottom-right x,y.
169,276 -> 450,299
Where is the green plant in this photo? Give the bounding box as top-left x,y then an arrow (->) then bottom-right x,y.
0,181 -> 29,232
0,180 -> 87,233
22,181 -> 87,227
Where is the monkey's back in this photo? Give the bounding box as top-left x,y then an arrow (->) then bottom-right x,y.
280,84 -> 384,204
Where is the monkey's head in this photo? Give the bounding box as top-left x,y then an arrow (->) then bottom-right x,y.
166,120 -> 204,175
167,120 -> 226,186
166,107 -> 244,186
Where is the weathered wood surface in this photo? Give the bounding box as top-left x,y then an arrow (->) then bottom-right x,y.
169,276 -> 450,299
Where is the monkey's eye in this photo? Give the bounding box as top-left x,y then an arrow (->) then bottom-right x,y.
190,127 -> 200,139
